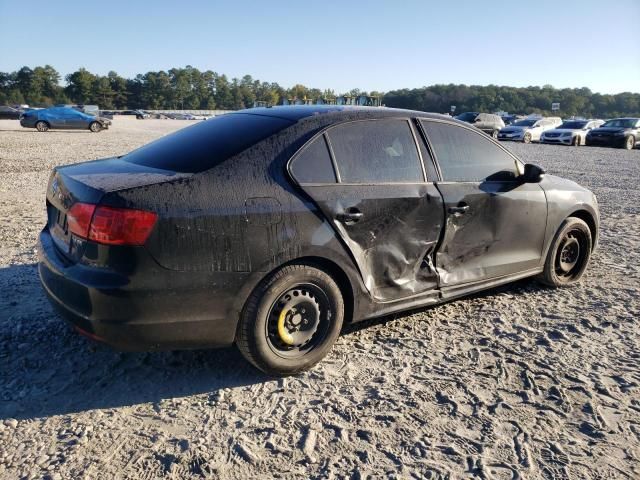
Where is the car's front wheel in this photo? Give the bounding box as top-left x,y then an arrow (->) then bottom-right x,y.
89,121 -> 102,133
623,135 -> 635,150
523,132 -> 532,144
35,121 -> 49,132
236,264 -> 344,376
538,217 -> 592,287
491,130 -> 499,139
572,135 -> 581,146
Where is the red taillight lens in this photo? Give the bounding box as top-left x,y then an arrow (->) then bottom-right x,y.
65,202 -> 157,246
89,206 -> 157,246
67,203 -> 96,238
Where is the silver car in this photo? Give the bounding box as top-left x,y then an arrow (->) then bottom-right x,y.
541,119 -> 605,146
498,117 -> 563,143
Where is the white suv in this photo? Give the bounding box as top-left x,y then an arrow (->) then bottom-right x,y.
541,119 -> 605,146
498,117 -> 563,143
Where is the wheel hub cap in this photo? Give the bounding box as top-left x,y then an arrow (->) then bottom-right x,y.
559,237 -> 580,272
275,289 -> 321,348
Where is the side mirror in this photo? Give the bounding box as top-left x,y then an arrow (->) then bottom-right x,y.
522,163 -> 546,183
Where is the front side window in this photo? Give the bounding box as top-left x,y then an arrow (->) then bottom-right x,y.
289,135 -> 336,184
421,121 -> 518,182
328,119 -> 423,183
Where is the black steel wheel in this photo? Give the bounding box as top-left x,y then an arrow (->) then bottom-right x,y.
35,121 -> 49,132
237,264 -> 344,375
538,217 -> 592,287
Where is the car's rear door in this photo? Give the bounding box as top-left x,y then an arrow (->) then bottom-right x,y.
289,118 -> 445,301
419,119 -> 548,287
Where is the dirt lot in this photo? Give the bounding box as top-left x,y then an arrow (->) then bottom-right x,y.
0,117 -> 639,479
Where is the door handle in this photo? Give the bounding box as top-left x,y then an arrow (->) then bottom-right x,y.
337,209 -> 364,224
448,204 -> 470,215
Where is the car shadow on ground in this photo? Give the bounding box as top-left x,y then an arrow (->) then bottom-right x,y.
0,263 -> 546,421
0,263 -> 269,421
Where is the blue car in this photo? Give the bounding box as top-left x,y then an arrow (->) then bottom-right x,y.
20,107 -> 111,132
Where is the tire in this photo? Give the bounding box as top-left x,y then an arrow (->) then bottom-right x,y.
538,217 -> 592,287
523,132 -> 532,144
572,135 -> 581,146
236,264 -> 344,376
491,130 -> 499,139
35,121 -> 49,132
623,135 -> 635,150
89,121 -> 102,133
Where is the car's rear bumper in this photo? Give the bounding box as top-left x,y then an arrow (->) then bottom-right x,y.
38,229 -> 256,351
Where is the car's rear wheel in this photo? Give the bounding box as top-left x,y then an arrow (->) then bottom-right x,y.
538,217 -> 592,287
523,132 -> 532,144
623,135 -> 635,150
89,121 -> 102,133
35,121 -> 49,132
236,264 -> 344,376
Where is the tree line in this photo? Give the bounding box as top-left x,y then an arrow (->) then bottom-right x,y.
1,65 -> 638,118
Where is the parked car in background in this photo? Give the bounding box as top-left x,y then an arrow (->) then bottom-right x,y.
498,117 -> 562,143
20,107 -> 111,132
500,114 -> 525,126
0,105 -> 24,119
119,110 -> 150,119
38,106 -> 599,375
455,112 -> 505,138
541,119 -> 604,146
586,118 -> 640,150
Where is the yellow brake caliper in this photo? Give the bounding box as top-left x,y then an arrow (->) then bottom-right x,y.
277,308 -> 294,345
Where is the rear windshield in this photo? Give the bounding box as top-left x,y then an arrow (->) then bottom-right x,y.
123,113 -> 294,173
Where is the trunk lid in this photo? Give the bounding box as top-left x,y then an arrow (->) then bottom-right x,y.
45,157 -> 190,261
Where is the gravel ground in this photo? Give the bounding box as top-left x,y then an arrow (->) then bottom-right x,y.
0,117 -> 639,479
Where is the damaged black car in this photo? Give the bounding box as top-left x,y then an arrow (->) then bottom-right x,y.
38,106 -> 599,375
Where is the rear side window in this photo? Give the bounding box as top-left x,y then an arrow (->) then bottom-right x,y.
123,113 -> 294,173
328,119 -> 423,183
289,135 -> 336,184
421,121 -> 518,182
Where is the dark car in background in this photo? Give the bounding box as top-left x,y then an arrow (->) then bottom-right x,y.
20,107 -> 111,132
586,118 -> 639,150
38,106 -> 599,375
0,105 -> 24,119
455,111 -> 505,138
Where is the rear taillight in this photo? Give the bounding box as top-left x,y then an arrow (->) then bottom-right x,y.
66,202 -> 157,246
67,203 -> 96,238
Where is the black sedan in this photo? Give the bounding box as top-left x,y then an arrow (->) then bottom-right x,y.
586,117 -> 639,149
38,106 -> 599,375
0,105 -> 24,119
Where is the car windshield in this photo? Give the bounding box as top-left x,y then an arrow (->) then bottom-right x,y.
602,119 -> 637,128
559,121 -> 588,129
512,119 -> 537,127
455,112 -> 478,122
123,113 -> 294,173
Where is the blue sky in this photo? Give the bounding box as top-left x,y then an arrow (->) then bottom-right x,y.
1,0 -> 638,94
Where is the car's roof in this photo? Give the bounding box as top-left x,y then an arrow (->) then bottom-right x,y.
235,105 -> 452,123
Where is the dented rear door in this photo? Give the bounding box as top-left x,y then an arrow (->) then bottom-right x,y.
289,119 -> 445,301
